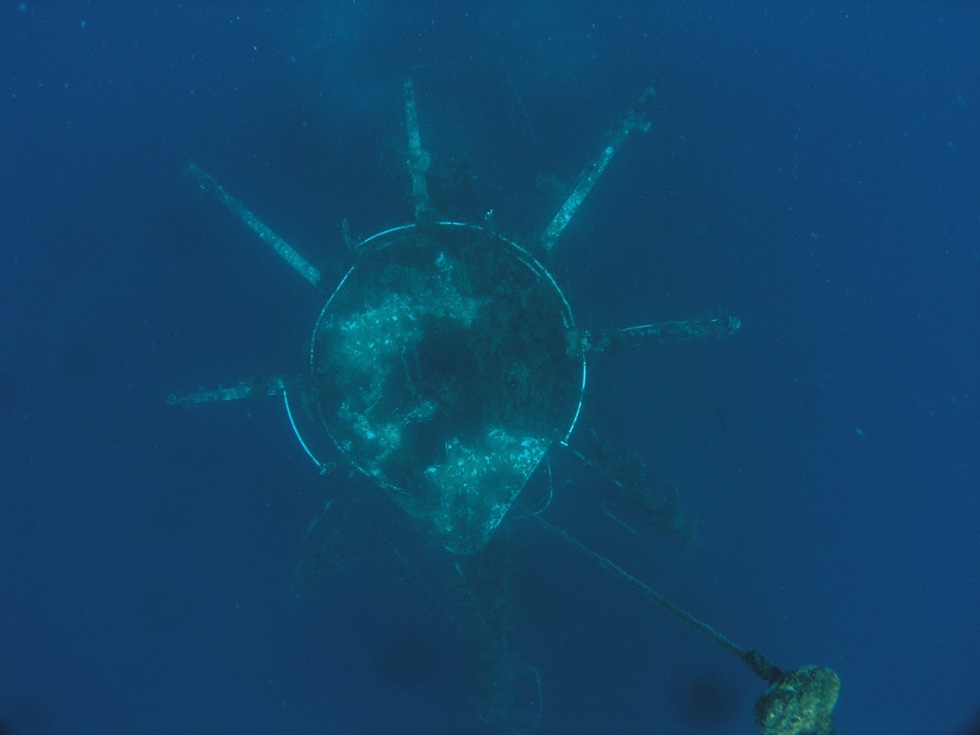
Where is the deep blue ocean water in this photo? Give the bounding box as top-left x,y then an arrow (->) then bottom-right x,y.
1,3 -> 977,734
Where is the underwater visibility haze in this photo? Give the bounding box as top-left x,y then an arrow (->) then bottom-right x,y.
0,3 -> 978,734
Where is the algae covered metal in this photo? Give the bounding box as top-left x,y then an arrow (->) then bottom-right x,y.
169,79 -> 721,555
169,78 -> 839,735
309,221 -> 584,553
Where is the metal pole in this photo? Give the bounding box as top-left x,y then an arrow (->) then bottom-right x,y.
183,162 -> 322,288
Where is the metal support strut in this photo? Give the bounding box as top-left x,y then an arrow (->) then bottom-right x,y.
167,376 -> 285,407
404,79 -> 431,220
539,85 -> 659,253
182,162 -> 322,288
568,315 -> 741,356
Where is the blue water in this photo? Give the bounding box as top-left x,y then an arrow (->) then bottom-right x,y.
1,3 -> 977,734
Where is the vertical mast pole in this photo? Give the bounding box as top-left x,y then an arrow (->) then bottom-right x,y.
404,79 -> 431,221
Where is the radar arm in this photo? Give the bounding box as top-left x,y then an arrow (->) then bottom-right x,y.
568,315 -> 741,356
539,84 -> 659,253
166,375 -> 285,407
182,162 -> 323,289
403,79 -> 432,221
